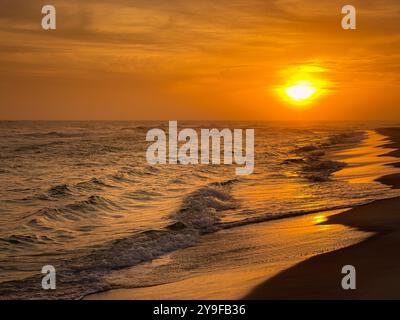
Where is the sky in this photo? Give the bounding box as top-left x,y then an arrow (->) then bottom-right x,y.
0,0 -> 399,120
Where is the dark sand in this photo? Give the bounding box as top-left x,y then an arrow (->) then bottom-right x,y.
245,127 -> 400,299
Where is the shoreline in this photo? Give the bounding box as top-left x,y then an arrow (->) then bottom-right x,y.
83,128 -> 400,300
85,128 -> 400,300
86,208 -> 369,300
245,127 -> 400,299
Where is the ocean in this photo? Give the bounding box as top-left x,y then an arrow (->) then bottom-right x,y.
1,121 -> 399,299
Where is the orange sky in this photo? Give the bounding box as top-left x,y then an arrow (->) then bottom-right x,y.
0,0 -> 399,120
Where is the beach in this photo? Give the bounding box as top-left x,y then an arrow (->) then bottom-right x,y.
86,127 -> 400,300
246,127 -> 400,299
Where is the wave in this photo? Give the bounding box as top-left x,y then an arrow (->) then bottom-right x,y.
119,126 -> 148,131
118,166 -> 160,177
109,166 -> 160,183
21,178 -> 116,202
321,131 -> 365,147
295,145 -> 319,153
301,159 -> 347,182
26,184 -> 74,201
283,130 -> 365,182
293,131 -> 365,155
171,184 -> 238,232
110,172 -> 135,183
124,190 -> 163,200
75,178 -> 116,191
0,234 -> 52,246
91,182 -> 238,269
219,204 -> 359,230
14,141 -> 64,153
65,195 -> 120,213
0,179 -> 238,299
25,195 -> 121,228
47,184 -> 73,197
22,131 -> 87,138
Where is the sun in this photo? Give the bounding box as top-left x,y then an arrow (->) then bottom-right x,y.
285,82 -> 316,102
277,79 -> 322,107
275,64 -> 330,108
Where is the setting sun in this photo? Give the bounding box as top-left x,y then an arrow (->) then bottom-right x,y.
277,79 -> 321,107
285,82 -> 317,102
276,65 -> 330,108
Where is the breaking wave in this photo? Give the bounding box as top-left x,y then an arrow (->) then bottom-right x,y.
283,131 -> 365,182
0,180 -> 238,299
1,123 -> 393,300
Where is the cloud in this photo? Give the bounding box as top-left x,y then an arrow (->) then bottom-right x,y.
0,0 -> 399,120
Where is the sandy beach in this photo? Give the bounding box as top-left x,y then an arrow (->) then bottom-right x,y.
85,128 -> 400,300
246,127 -> 400,299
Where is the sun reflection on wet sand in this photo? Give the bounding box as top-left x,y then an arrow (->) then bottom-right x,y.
333,130 -> 400,184
313,214 -> 327,224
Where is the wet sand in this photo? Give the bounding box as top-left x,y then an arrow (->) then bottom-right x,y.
246,127 -> 400,299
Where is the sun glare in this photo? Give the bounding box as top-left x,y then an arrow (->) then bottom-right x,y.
285,83 -> 316,102
277,79 -> 324,107
276,65 -> 329,108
